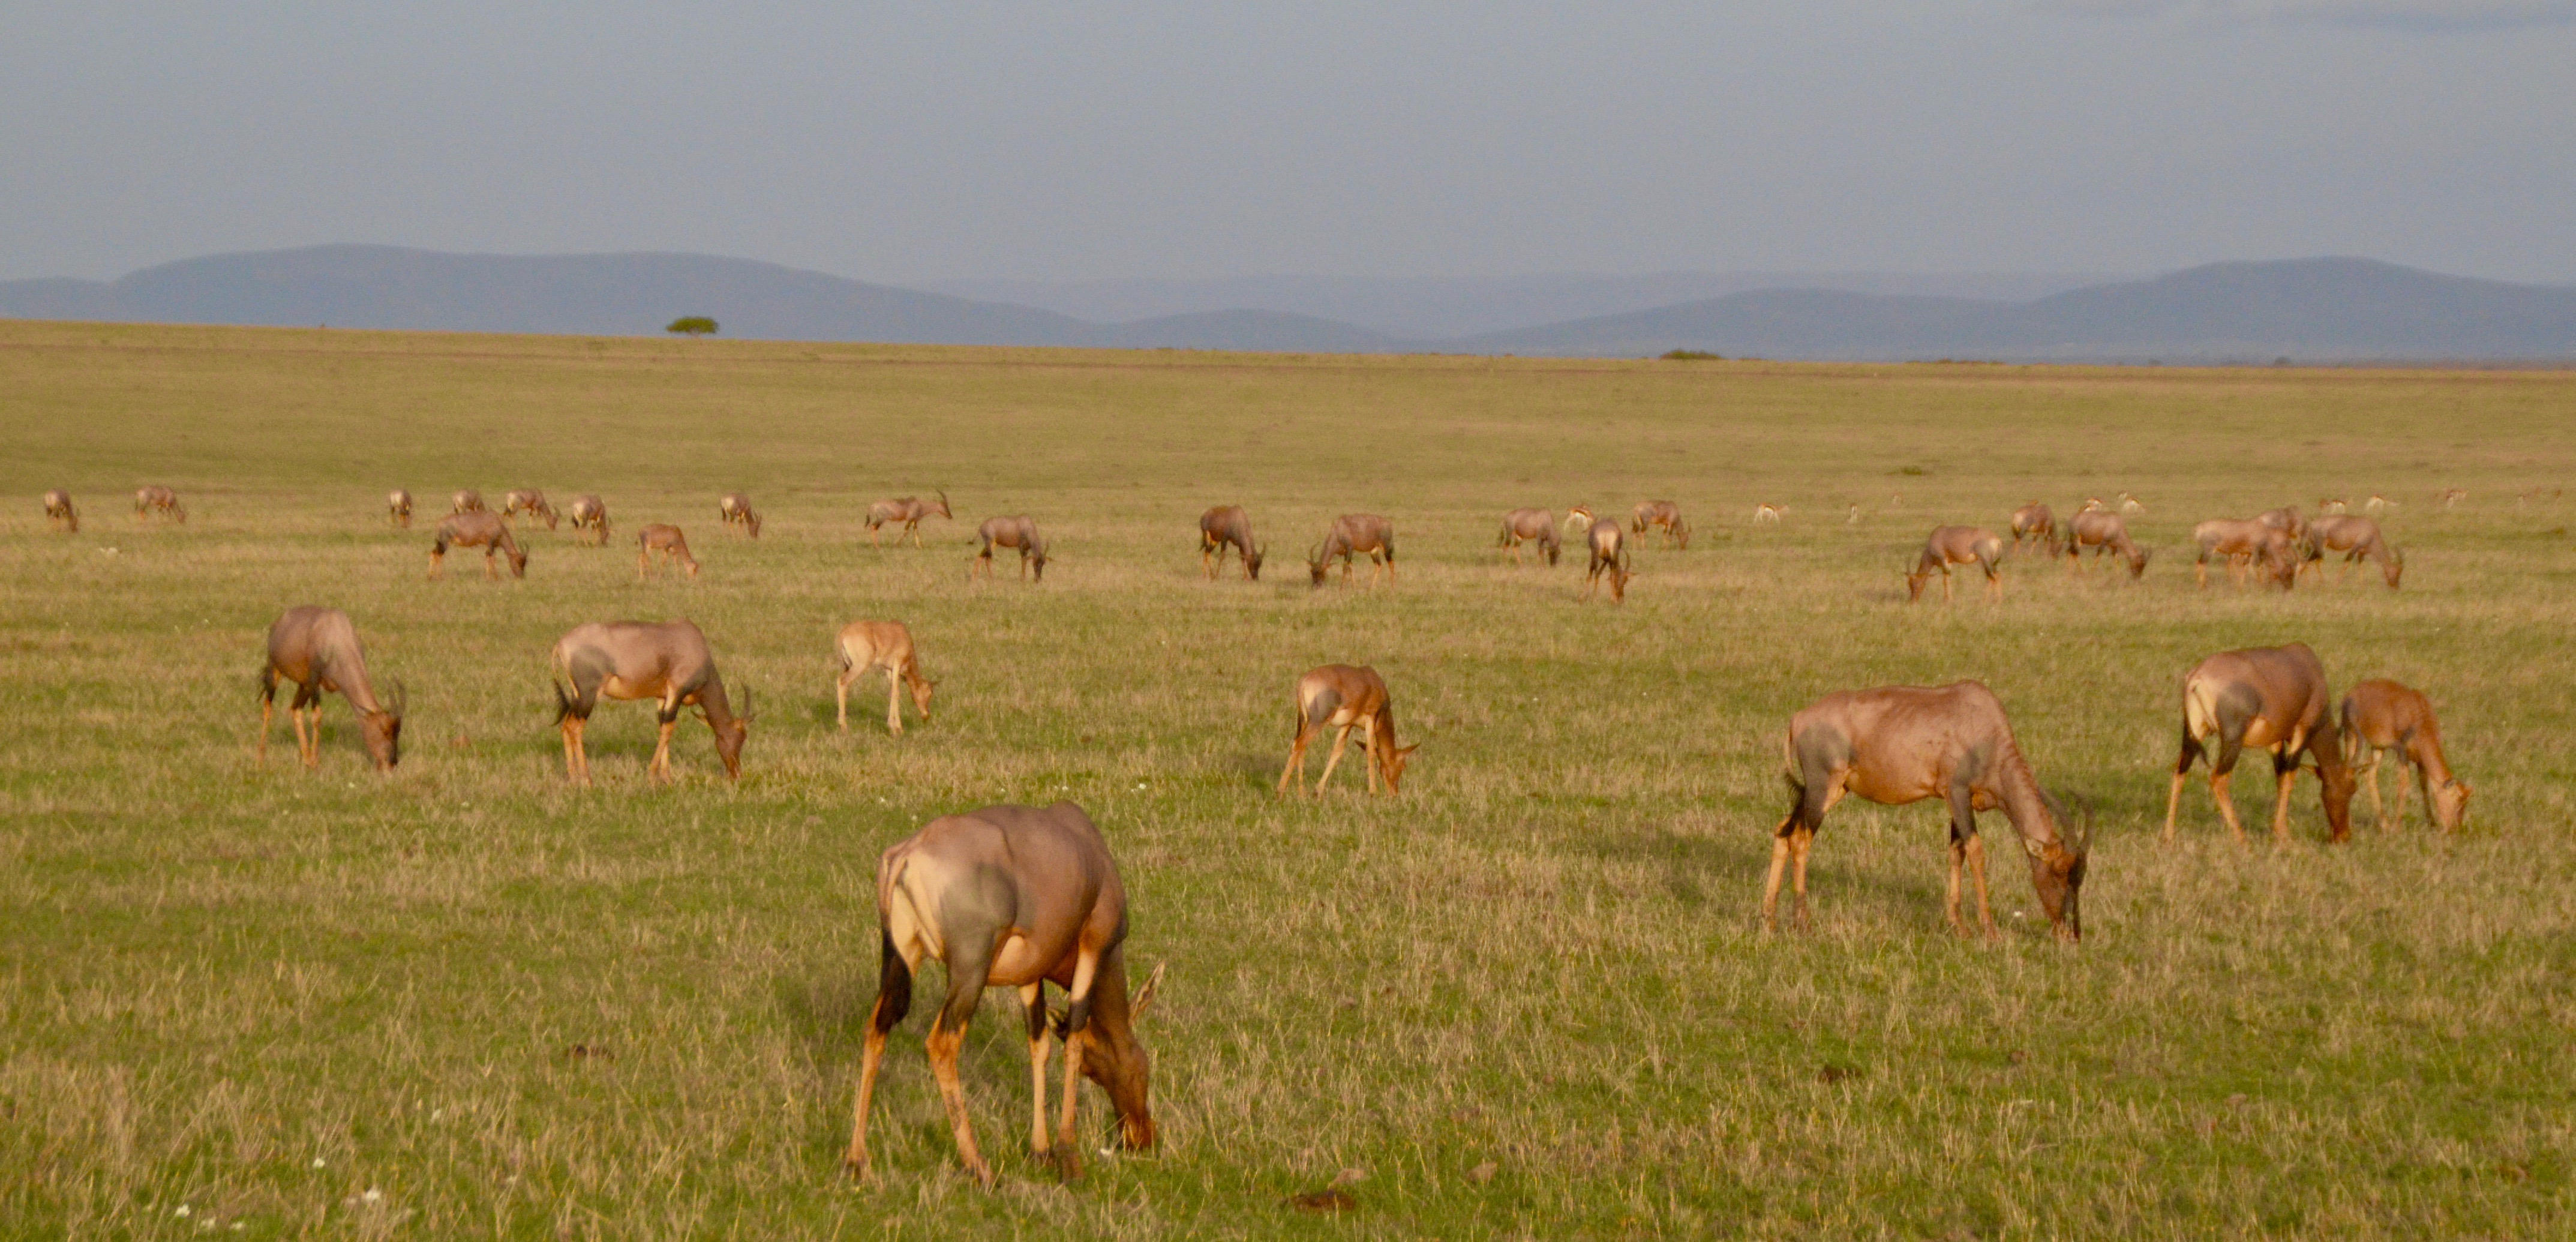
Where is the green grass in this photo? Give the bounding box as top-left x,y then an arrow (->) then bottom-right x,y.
2,319 -> 2572,1238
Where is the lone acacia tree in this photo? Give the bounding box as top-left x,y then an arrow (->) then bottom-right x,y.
666,316 -> 719,337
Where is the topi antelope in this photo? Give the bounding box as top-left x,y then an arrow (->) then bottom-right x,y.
637,523 -> 700,580
386,489 -> 412,529
260,605 -> 404,772
717,491 -> 762,538
834,620 -> 935,734
2118,491 -> 2146,515
2364,494 -> 2395,515
1764,682 -> 2088,942
2077,496 -> 2107,514
1497,507 -> 1561,566
1277,664 -> 1417,795
1908,526 -> 2005,603
1847,505 -> 1862,526
866,490 -> 951,549
134,485 -> 185,523
845,803 -> 1157,1186
2192,518 -> 2298,589
1197,505 -> 1265,580
2304,515 -> 2401,587
44,489 -> 78,533
1562,505 -> 1596,532
568,494 -> 610,545
2439,488 -> 2466,510
502,488 -> 560,530
1307,514 -> 1395,588
1632,500 -> 1690,548
2008,502 -> 2055,553
550,620 -> 752,785
1581,517 -> 1632,602
428,511 -> 527,579
2317,497 -> 2349,515
1752,503 -> 1783,526
451,488 -> 485,514
2163,644 -> 2356,845
2060,509 -> 2151,579
2339,680 -> 2470,833
975,515 -> 1049,582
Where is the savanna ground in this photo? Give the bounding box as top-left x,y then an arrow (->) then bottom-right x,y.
2,319 -> 2572,1239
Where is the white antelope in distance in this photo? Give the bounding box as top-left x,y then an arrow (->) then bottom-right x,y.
1908,525 -> 2005,602
2439,488 -> 2467,510
568,494 -> 610,545
975,515 -> 1049,582
2118,492 -> 2146,515
428,511 -> 527,579
43,489 -> 77,533
2191,518 -> 2299,589
502,488 -> 560,530
1307,514 -> 1395,587
834,620 -> 935,734
1632,500 -> 1690,548
2364,494 -> 2395,515
260,605 -> 404,772
717,491 -> 762,538
2340,680 -> 2470,833
2059,509 -> 2151,579
2163,643 -> 2356,845
550,620 -> 752,785
1197,505 -> 1265,580
845,803 -> 1158,1186
450,488 -> 485,514
1277,664 -> 1417,796
637,523 -> 700,579
386,489 -> 412,529
1581,517 -> 1632,602
2317,497 -> 2349,515
866,490 -> 951,549
2304,515 -> 2401,587
2008,502 -> 2055,553
1496,507 -> 1561,566
1752,503 -> 1784,526
134,485 -> 185,523
1765,682 -> 2088,942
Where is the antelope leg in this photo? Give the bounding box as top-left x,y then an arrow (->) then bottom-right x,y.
1022,983 -> 1052,1159
2269,761 -> 2298,843
1314,724 -> 1355,793
651,717 -> 676,781
887,671 -> 905,735
260,695 -> 274,766
1053,947 -> 1101,1180
2362,751 -> 2386,829
843,1010 -> 890,1180
1789,827 -> 1815,930
1275,724 -> 1310,796
1965,835 -> 1996,938
1761,833 -> 1792,932
1945,833 -> 1966,936
925,1020 -> 993,1187
835,668 -> 852,732
2210,770 -> 2248,847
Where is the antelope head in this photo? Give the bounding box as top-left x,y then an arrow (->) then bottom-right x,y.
2383,547 -> 2404,589
2031,792 -> 2091,943
505,544 -> 530,578
1306,541 -> 1329,588
362,680 -> 406,772
746,511 -> 762,539
1028,540 -> 1048,582
1383,742 -> 1421,793
714,683 -> 753,779
1905,563 -> 1932,602
2430,774 -> 2472,833
1244,541 -> 1265,581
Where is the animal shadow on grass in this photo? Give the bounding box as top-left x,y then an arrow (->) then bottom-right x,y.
1575,819 -> 1945,926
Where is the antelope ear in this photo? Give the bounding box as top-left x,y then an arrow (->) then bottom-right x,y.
1397,743 -> 1421,757
1130,960 -> 1166,1019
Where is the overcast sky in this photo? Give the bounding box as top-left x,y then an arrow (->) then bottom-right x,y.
4,1 -> 2571,286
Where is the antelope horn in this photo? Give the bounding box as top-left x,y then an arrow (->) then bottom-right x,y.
387,678 -> 408,718
738,682 -> 755,722
1130,960 -> 1166,1019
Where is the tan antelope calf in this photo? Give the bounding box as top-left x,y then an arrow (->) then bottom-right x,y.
550,620 -> 750,785
260,605 -> 405,772
2163,644 -> 2356,844
1562,505 -> 1596,533
1197,505 -> 1265,580
1764,682 -> 2088,942
428,511 -> 527,579
845,803 -> 1157,1186
975,515 -> 1049,582
637,523 -> 700,580
502,488 -> 560,530
2008,502 -> 2055,553
1632,500 -> 1690,548
134,485 -> 185,523
2118,492 -> 2146,515
568,494 -> 611,545
717,491 -> 762,538
866,490 -> 951,548
1752,503 -> 1784,526
2364,493 -> 2395,515
834,620 -> 935,734
1907,526 -> 2005,603
1582,517 -> 1632,602
2340,680 -> 2470,832
2192,518 -> 2299,589
43,489 -> 78,533
2059,509 -> 2151,579
1497,507 -> 1561,566
386,488 -> 412,529
451,488 -> 485,515
1277,664 -> 1417,795
1307,514 -> 1395,587
2304,515 -> 2401,587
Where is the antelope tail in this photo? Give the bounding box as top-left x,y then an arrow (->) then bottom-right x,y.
551,679 -> 577,725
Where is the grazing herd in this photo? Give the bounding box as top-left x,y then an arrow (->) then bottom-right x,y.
40,479 -> 2482,1187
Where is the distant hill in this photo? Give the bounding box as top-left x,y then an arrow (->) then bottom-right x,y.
5,247 -> 2571,362
1467,258 -> 2576,362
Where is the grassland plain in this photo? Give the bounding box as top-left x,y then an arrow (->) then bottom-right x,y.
1,319 -> 2572,1239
